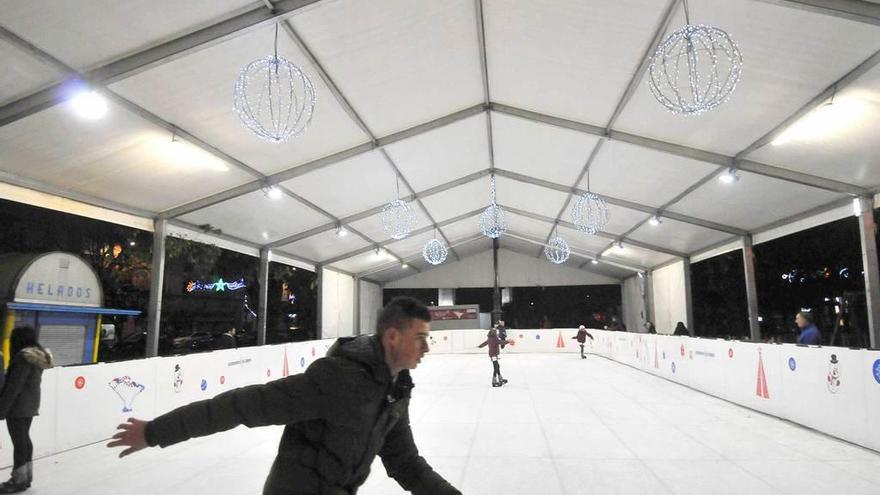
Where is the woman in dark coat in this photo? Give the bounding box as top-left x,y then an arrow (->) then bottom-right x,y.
0,326 -> 53,493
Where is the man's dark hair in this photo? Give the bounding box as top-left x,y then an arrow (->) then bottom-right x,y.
10,326 -> 41,356
798,311 -> 815,325
377,297 -> 431,338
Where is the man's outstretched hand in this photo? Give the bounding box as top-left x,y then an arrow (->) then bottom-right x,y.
107,417 -> 149,458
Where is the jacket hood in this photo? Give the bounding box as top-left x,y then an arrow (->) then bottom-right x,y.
20,346 -> 53,369
327,335 -> 392,382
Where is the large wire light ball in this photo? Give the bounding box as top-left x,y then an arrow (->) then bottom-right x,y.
544,236 -> 571,264
571,192 -> 610,235
480,204 -> 507,239
233,55 -> 316,143
422,238 -> 449,265
380,199 -> 416,240
648,24 -> 743,115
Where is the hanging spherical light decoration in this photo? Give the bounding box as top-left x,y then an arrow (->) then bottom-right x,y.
380,199 -> 415,240
544,236 -> 571,264
422,238 -> 449,265
233,53 -> 316,143
647,24 -> 742,115
480,175 -> 507,239
571,192 -> 610,235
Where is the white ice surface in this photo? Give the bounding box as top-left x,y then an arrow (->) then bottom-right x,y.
14,353 -> 880,494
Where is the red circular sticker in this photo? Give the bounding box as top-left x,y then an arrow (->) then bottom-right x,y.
311,347 -> 315,357
220,376 -> 226,385
680,345 -> 685,357
74,376 -> 86,389
728,348 -> 734,358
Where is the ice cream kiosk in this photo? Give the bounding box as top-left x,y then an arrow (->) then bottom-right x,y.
0,252 -> 141,368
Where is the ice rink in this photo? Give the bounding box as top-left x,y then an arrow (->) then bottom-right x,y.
16,353 -> 880,494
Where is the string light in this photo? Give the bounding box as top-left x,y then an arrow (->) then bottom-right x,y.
647,1 -> 742,115
233,25 -> 316,143
480,175 -> 507,238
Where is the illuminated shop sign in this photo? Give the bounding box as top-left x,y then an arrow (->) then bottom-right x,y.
186,277 -> 247,293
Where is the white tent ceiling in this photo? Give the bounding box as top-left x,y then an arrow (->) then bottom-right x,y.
1,0 -> 879,284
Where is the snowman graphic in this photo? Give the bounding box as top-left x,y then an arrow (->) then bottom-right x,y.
826,354 -> 841,394
173,364 -> 184,393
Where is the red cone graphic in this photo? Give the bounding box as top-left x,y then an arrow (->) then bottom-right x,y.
756,348 -> 769,399
556,331 -> 565,348
282,348 -> 290,378
654,341 -> 660,369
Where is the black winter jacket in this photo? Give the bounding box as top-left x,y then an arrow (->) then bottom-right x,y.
145,335 -> 460,495
0,347 -> 53,418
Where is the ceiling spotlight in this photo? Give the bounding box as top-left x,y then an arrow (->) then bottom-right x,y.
261,231 -> 270,240
591,259 -> 599,265
265,186 -> 283,200
375,247 -> 386,259
616,241 -> 624,250
401,263 -> 409,269
335,225 -> 348,237
637,271 -> 645,278
649,215 -> 662,226
719,168 -> 739,184
70,90 -> 108,120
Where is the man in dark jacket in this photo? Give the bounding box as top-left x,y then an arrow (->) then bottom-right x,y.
108,297 -> 460,495
212,326 -> 237,350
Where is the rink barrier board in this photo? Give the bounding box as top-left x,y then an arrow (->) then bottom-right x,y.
3,329 -> 878,467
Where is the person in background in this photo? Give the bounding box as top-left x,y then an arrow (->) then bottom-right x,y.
0,326 -> 54,493
212,326 -> 237,350
673,322 -> 690,336
571,325 -> 595,359
478,328 -> 513,387
496,320 -> 508,349
108,297 -> 460,495
644,321 -> 657,334
796,311 -> 822,345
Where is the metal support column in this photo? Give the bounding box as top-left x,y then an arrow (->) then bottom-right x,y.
316,265 -> 324,340
353,276 -> 361,335
742,235 -> 762,342
256,247 -> 270,346
146,218 -> 167,358
644,270 -> 655,328
683,259 -> 695,336
856,197 -> 880,348
492,237 -> 502,324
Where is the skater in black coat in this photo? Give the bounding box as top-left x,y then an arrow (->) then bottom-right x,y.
0,326 -> 54,493
108,297 -> 460,495
571,325 -> 594,359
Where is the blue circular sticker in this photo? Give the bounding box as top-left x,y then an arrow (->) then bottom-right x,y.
788,357 -> 796,371
671,362 -> 676,374
535,334 -> 541,340
300,357 -> 306,368
873,359 -> 880,385
200,379 -> 207,391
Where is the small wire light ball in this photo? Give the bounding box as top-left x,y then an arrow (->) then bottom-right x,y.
480,204 -> 507,239
422,239 -> 449,265
233,55 -> 316,143
380,199 -> 416,240
571,192 -> 610,235
648,24 -> 743,115
544,236 -> 571,264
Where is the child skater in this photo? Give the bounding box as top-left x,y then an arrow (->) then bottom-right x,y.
478,328 -> 513,387
571,325 -> 594,359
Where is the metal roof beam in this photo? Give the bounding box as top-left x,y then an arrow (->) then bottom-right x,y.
491,103 -> 869,196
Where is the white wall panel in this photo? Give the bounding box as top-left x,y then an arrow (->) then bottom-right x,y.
321,268 -> 355,339
651,260 -> 688,334
359,279 -> 383,335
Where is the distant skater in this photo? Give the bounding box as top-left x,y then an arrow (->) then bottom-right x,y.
571,325 -> 594,359
478,328 -> 513,387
